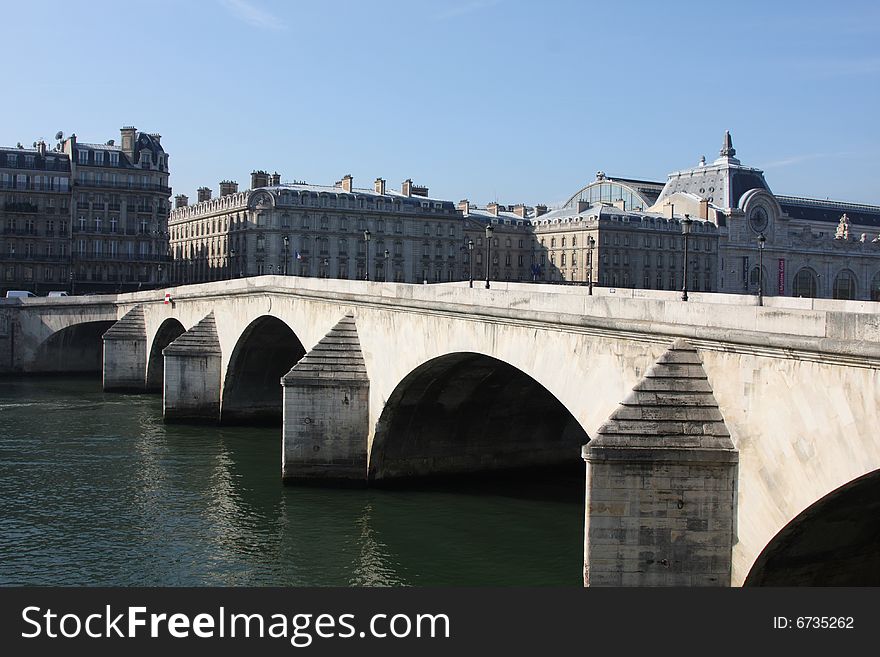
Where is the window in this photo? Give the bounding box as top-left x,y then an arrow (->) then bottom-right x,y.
94,152 -> 104,165
77,150 -> 88,164
109,152 -> 119,166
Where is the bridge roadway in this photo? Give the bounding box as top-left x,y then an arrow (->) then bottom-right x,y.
2,277 -> 879,586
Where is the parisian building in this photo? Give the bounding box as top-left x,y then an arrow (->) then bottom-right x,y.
164,131 -> 880,301
0,126 -> 171,294
168,173 -> 462,285
557,132 -> 880,300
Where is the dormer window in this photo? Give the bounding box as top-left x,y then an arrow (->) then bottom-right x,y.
77,150 -> 88,164
94,151 -> 104,166
109,152 -> 119,166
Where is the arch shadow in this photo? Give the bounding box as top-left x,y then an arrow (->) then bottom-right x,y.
369,352 -> 589,483
146,318 -> 186,392
745,469 -> 880,586
221,315 -> 306,425
33,321 -> 116,373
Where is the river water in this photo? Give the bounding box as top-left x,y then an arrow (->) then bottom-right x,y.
0,377 -> 583,586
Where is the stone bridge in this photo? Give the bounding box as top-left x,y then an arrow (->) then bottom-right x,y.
2,277 -> 879,587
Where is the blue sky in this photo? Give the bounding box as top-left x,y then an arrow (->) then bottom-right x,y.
2,0 -> 879,205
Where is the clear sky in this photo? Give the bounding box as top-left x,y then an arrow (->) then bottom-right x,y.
2,0 -> 879,206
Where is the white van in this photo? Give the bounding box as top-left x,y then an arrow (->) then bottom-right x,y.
47,291 -> 69,297
5,290 -> 36,298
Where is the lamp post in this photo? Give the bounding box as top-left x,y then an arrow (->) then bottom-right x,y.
758,232 -> 766,306
484,224 -> 494,289
363,230 -> 371,281
283,235 -> 289,275
587,235 -> 595,295
467,239 -> 474,288
157,264 -> 163,289
681,214 -> 693,301
229,248 -> 236,279
383,249 -> 389,282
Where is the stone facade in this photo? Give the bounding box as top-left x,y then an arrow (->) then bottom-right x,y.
0,127 -> 171,295
168,174 -> 463,285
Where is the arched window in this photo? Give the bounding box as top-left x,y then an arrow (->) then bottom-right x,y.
871,272 -> 880,301
833,269 -> 857,300
792,268 -> 818,298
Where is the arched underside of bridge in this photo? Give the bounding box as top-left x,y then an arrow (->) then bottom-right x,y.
745,469 -> 880,586
32,321 -> 116,373
221,315 -> 306,425
369,352 -> 589,482
146,318 -> 186,392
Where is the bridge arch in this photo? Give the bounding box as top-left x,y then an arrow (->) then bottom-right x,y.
369,352 -> 589,482
33,320 -> 116,373
221,315 -> 306,424
146,318 -> 186,391
744,469 -> 880,586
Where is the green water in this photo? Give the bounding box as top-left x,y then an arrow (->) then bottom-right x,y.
0,377 -> 584,586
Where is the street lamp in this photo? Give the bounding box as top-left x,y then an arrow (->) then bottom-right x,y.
283,235 -> 289,275
229,248 -> 236,279
484,224 -> 494,289
681,214 -> 693,301
467,239 -> 474,288
157,263 -> 163,288
384,249 -> 390,282
363,230 -> 371,281
758,232 -> 766,306
587,235 -> 595,296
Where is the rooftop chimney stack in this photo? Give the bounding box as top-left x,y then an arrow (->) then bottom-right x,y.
513,204 -> 528,218
337,174 -> 353,193
197,186 -> 212,203
219,180 -> 238,196
120,126 -> 137,160
374,178 -> 386,195
175,194 -> 189,208
487,202 -> 500,217
458,199 -> 470,215
269,171 -> 281,186
251,170 -> 269,189
576,200 -> 590,213
402,178 -> 413,197
535,204 -> 548,217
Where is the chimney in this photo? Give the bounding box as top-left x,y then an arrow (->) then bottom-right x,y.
374,178 -> 386,195
36,140 -> 47,156
402,178 -> 413,197
411,184 -> 429,197
487,202 -> 500,217
175,194 -> 189,208
513,204 -> 528,218
269,171 -> 281,186
148,133 -> 162,145
197,186 -> 212,203
576,200 -> 590,213
120,126 -> 137,160
458,199 -> 470,215
337,174 -> 353,193
699,198 -> 709,220
535,204 -> 548,217
251,170 -> 269,189
219,180 -> 238,196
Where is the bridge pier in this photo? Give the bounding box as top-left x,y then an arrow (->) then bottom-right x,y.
102,306 -> 147,392
281,314 -> 369,485
582,340 -> 737,587
162,312 -> 222,423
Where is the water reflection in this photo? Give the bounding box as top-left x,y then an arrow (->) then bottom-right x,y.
0,377 -> 582,586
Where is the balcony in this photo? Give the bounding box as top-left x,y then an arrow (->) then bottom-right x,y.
76,179 -> 172,195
